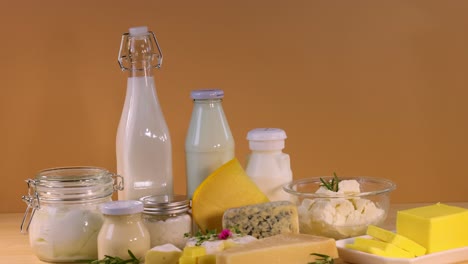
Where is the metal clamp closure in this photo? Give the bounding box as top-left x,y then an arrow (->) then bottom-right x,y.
20,179 -> 40,233
113,174 -> 124,192
118,31 -> 163,71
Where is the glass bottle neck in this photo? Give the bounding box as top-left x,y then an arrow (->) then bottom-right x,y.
129,63 -> 154,78
104,213 -> 143,224
193,98 -> 223,105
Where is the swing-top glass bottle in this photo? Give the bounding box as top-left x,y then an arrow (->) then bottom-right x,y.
116,26 -> 173,200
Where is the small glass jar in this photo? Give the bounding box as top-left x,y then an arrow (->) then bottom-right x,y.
20,167 -> 123,262
140,194 -> 192,249
98,200 -> 150,260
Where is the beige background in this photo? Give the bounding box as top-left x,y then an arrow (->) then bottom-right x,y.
1,0 -> 467,213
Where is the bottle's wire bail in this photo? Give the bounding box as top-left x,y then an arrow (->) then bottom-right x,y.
118,30 -> 163,71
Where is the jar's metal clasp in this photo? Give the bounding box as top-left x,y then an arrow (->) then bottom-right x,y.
113,174 -> 124,192
20,179 -> 39,234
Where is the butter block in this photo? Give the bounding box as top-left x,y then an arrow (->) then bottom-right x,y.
179,246 -> 207,264
216,233 -> 338,264
397,203 -> 468,254
198,254 -> 216,264
222,201 -> 299,239
367,225 -> 426,256
179,256 -> 197,264
349,237 -> 414,258
145,244 -> 182,264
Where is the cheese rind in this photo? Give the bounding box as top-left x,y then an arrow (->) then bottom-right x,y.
222,201 -> 299,239
216,233 -> 338,264
367,225 -> 426,256
396,203 -> 468,254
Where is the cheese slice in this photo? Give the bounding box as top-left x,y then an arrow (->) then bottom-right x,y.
367,225 -> 426,256
222,201 -> 299,239
348,237 -> 414,258
216,234 -> 338,264
397,203 -> 468,254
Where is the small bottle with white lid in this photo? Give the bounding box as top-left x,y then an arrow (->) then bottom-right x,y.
245,128 -> 293,201
98,200 -> 150,260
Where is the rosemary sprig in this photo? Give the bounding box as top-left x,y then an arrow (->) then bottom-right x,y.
76,250 -> 140,264
319,172 -> 340,192
184,227 -> 243,246
185,229 -> 218,246
308,253 -> 334,264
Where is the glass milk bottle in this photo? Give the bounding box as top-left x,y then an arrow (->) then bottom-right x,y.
185,89 -> 235,198
245,128 -> 292,201
116,26 -> 173,200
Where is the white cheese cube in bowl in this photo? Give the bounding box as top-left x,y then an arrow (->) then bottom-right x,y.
283,176 -> 396,239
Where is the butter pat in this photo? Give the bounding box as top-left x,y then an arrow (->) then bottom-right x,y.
347,237 -> 414,258
397,203 -> 468,253
367,225 -> 426,256
222,201 -> 299,239
145,244 -> 182,264
216,233 -> 338,264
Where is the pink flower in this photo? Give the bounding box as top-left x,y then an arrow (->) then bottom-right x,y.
218,229 -> 232,240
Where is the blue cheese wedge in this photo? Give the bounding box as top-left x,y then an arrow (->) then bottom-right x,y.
222,201 -> 299,239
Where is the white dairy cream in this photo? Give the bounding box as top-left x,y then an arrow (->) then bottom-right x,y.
28,206 -> 103,262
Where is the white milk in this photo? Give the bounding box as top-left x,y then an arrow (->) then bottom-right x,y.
116,76 -> 173,200
185,89 -> 234,198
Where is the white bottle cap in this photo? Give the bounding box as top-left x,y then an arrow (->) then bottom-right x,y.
247,128 -> 287,151
100,200 -> 144,215
129,26 -> 149,36
191,89 -> 224,99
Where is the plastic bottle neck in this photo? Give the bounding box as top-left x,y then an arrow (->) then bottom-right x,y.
250,149 -> 283,154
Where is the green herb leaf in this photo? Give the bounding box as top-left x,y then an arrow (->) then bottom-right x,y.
76,250 -> 141,264
308,253 -> 334,264
319,173 -> 341,192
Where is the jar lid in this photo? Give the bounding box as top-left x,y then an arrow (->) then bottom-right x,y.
140,194 -> 190,215
247,128 -> 287,151
191,89 -> 224,100
31,166 -> 117,202
100,200 -> 144,215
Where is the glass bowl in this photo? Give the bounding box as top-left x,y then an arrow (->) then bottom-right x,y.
283,176 -> 396,240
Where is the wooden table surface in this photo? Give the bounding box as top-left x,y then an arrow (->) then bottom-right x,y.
1,203 -> 467,264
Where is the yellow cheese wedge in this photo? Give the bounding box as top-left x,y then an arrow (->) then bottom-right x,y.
192,158 -> 269,232
367,225 -> 426,256
348,237 -> 414,258
397,203 -> 468,254
216,234 -> 338,264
